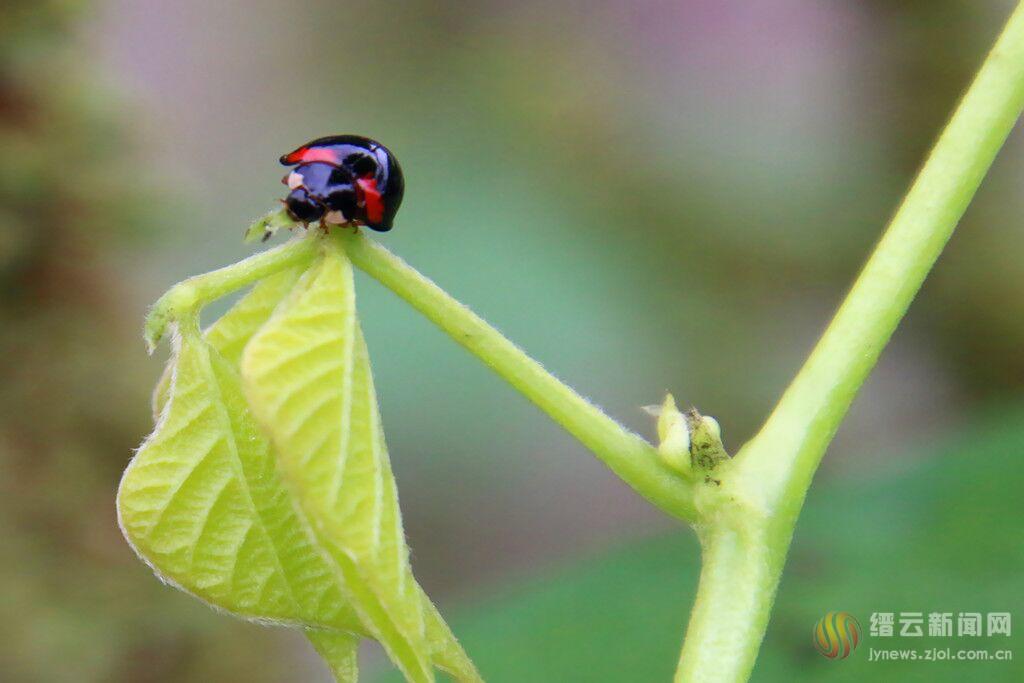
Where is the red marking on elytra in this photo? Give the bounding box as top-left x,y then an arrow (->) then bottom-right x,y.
283,146 -> 339,165
357,177 -> 384,224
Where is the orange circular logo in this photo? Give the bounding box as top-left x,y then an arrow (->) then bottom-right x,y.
813,611 -> 861,659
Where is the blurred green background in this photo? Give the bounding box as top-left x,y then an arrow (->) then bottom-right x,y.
1,1 -> 1021,681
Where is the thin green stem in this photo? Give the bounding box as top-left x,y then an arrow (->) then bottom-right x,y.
676,4 -> 1024,681
337,230 -> 698,522
144,235 -> 318,351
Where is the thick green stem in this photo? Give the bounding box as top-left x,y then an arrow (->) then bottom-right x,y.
144,235 -> 317,351
676,4 -> 1024,681
674,521 -> 782,683
337,231 -> 698,522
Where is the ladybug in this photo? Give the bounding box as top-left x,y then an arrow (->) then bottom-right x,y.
279,135 -> 404,232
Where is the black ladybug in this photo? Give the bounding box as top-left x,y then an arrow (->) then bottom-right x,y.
279,135 -> 404,232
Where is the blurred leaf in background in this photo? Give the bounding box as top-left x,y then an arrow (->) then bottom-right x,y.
372,404 -> 1024,682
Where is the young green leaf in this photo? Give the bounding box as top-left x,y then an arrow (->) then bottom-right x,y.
120,309 -> 365,680
122,320 -> 359,626
151,268 -> 303,419
307,629 -> 361,682
241,241 -> 479,683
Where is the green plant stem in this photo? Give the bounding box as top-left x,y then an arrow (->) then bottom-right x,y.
733,1 -> 1024,519
674,522 -> 780,683
676,4 -> 1024,681
144,235 -> 318,351
337,231 -> 698,522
